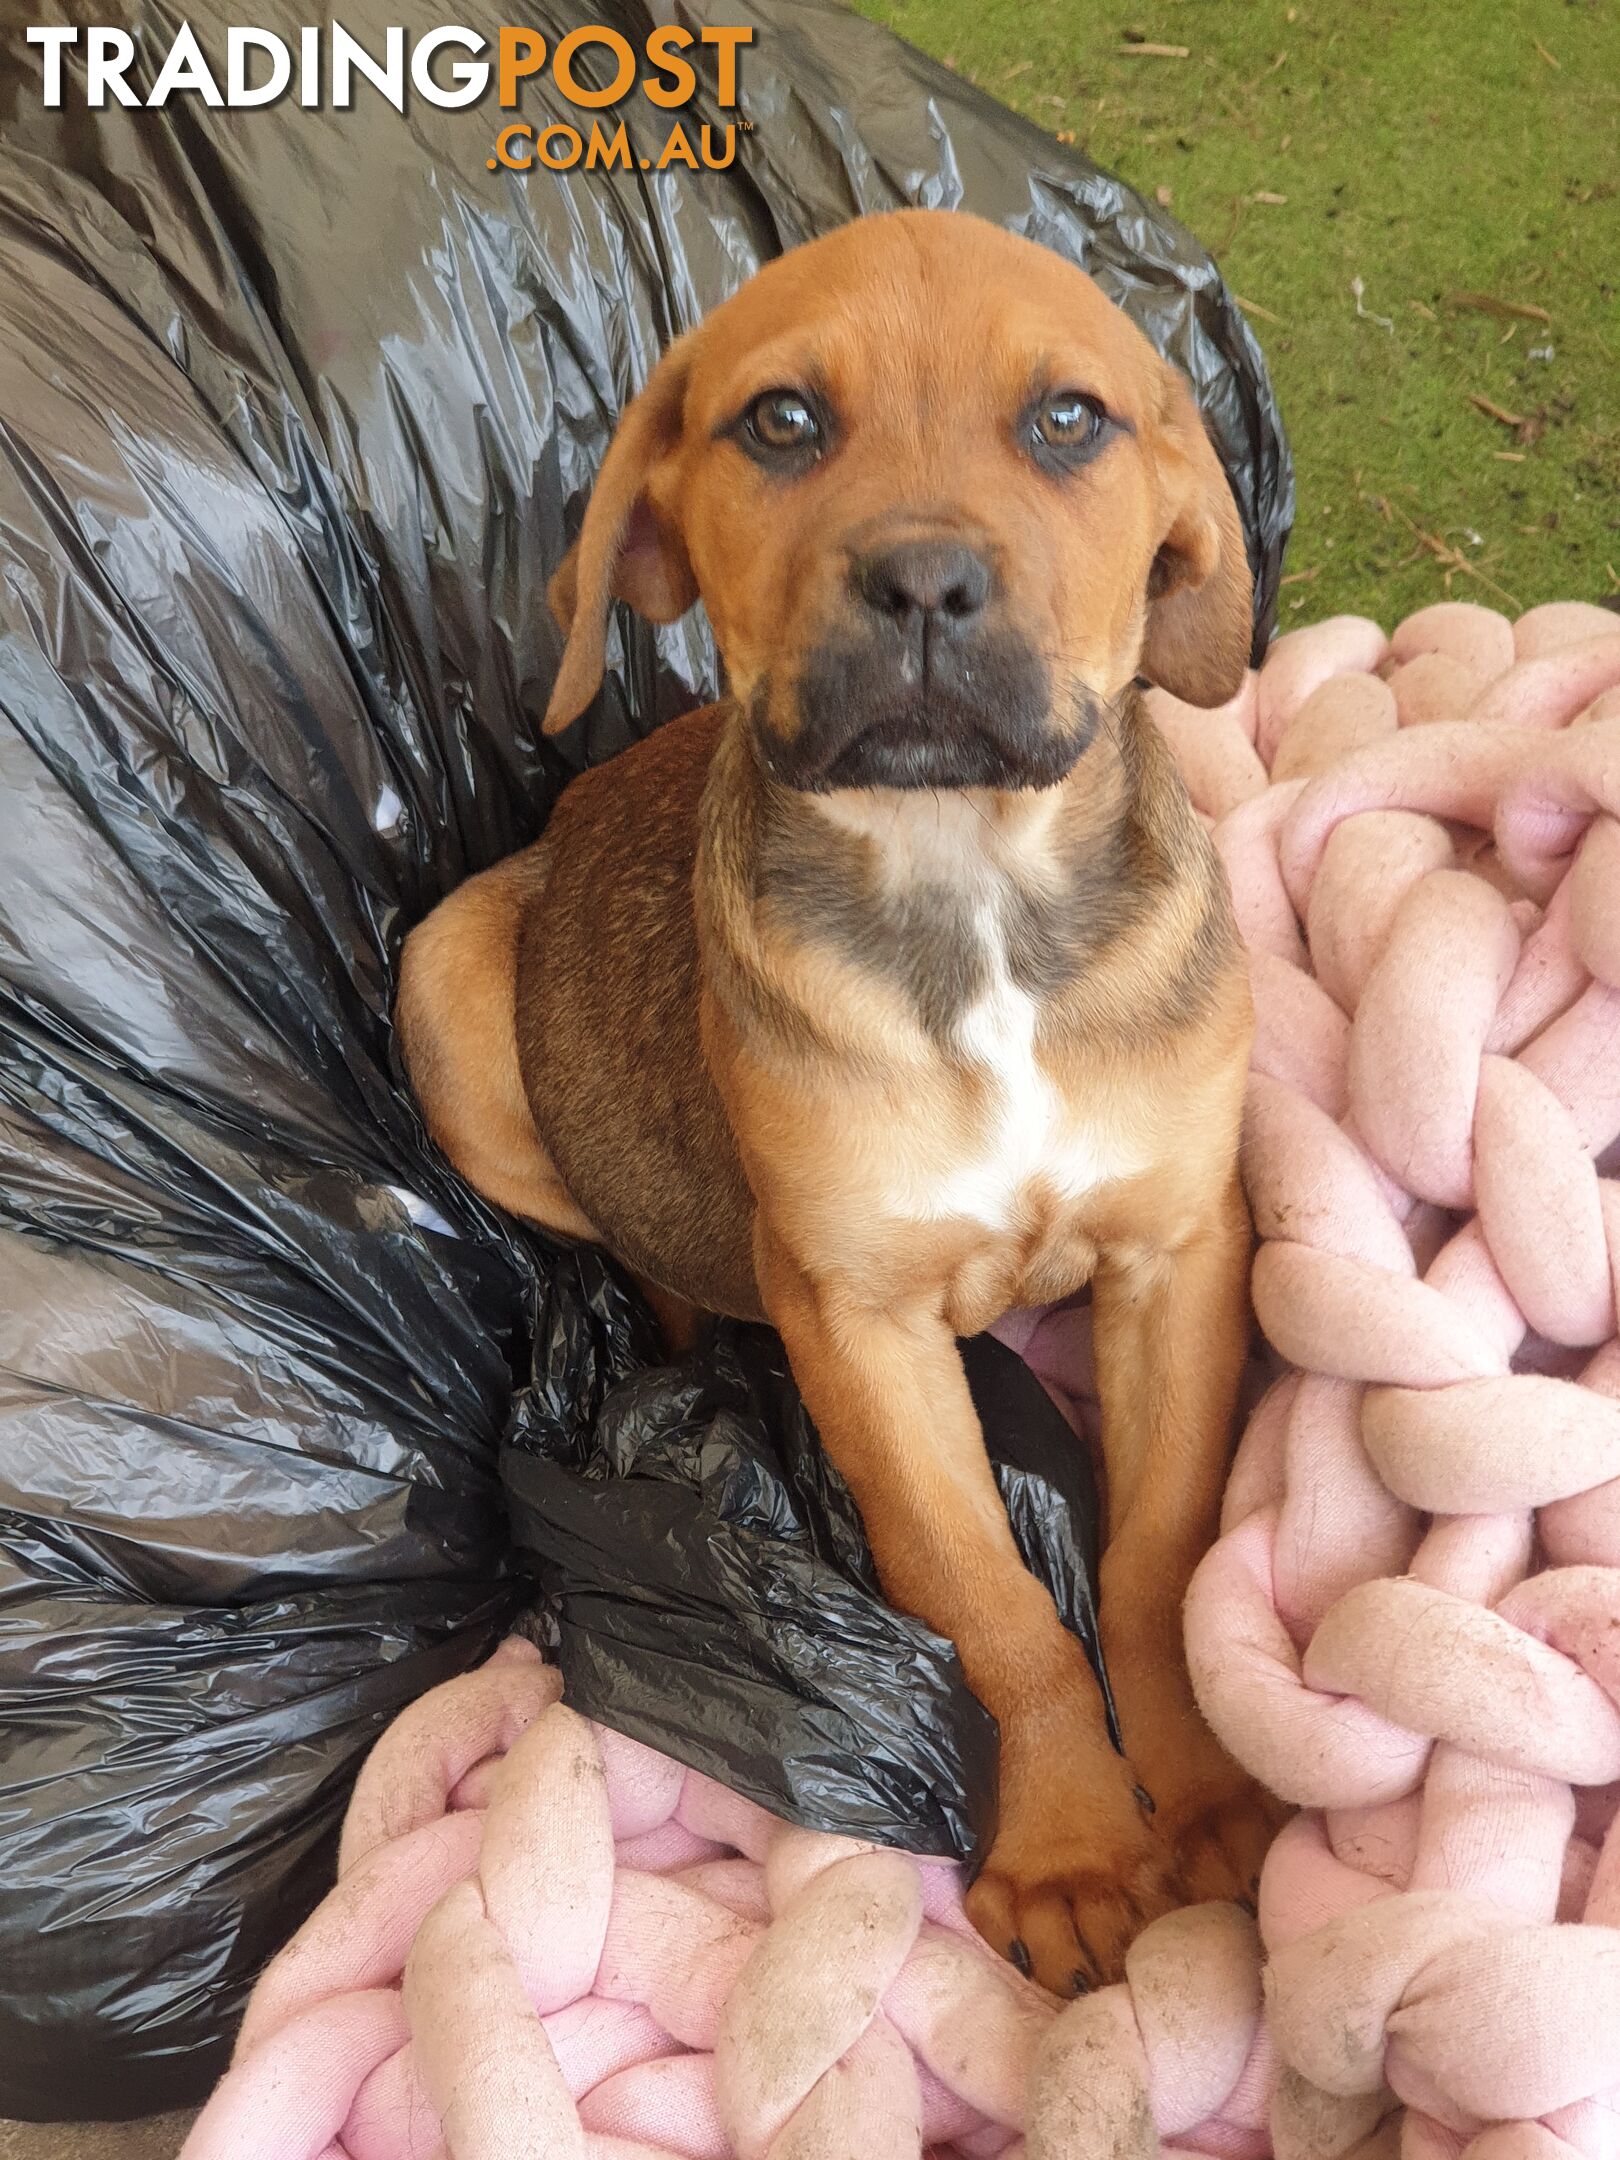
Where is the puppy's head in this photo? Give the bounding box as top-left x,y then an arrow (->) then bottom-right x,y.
545,209 -> 1253,792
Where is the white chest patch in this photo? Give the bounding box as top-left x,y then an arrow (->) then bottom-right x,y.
810,788 -> 1139,1235
894,906 -> 1136,1230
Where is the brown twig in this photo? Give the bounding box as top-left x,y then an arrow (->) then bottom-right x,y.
1118,42 -> 1190,57
1233,292 -> 1285,324
1361,490 -> 1521,608
1416,529 -> 1519,606
1467,391 -> 1526,428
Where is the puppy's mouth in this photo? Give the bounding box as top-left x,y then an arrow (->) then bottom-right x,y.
754,632 -> 1100,794
819,712 -> 1041,791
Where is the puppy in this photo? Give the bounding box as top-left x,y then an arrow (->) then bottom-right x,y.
398,208 -> 1277,1993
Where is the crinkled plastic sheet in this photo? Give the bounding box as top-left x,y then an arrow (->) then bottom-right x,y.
0,0 -> 1290,2115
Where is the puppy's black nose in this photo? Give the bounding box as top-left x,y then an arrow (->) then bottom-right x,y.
851,540 -> 992,628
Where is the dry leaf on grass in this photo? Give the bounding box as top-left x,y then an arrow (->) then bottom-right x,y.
1446,290 -> 1553,324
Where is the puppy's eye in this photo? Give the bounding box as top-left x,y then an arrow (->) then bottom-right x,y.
744,388 -> 823,455
1030,390 -> 1107,460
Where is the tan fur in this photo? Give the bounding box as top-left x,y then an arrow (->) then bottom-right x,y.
398,210 -> 1278,1992
396,845 -> 599,1241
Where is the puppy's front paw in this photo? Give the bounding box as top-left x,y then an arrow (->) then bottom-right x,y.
1160,1754 -> 1287,1909
965,1749 -> 1176,1994
1114,1650 -> 1287,1909
1124,1693 -> 1287,1909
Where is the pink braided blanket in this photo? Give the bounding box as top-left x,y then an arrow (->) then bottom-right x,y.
182,1636 -> 1269,2160
1166,598 -> 1620,2160
183,596 -> 1620,2160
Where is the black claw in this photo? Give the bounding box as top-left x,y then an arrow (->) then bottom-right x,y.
1008,1936 -> 1032,1978
1069,1967 -> 1093,1996
1134,1783 -> 1156,1816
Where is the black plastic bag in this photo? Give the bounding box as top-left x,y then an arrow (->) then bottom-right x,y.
0,0 -> 1290,2116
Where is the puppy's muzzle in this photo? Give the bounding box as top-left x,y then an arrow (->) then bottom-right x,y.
760,536 -> 1097,793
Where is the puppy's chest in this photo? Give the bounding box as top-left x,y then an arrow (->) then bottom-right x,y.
883,910 -> 1138,1235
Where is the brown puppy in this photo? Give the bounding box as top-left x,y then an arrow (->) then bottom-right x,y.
398,208 -> 1277,1993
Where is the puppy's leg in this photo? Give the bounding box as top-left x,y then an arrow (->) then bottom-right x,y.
758,1232 -> 1176,1994
629,1273 -> 705,1357
1090,1176 -> 1283,1905
397,850 -> 599,1241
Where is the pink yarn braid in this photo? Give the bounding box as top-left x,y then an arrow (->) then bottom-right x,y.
1154,598 -> 1620,2160
180,1637 -> 1270,2160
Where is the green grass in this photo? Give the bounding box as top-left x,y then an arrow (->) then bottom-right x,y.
856,0 -> 1620,625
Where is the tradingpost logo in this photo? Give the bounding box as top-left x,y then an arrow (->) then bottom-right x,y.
25,21 -> 755,173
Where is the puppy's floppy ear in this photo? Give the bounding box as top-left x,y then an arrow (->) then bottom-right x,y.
544,338 -> 699,734
1140,371 -> 1254,709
